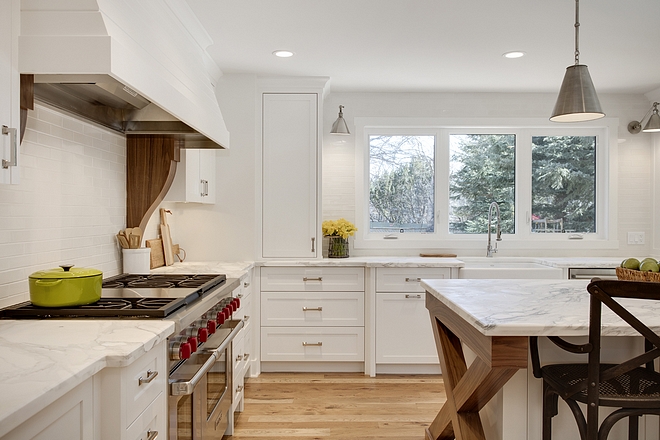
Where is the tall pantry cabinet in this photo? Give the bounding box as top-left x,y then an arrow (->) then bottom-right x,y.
259,78 -> 329,258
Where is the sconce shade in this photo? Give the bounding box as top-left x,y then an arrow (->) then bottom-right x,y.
550,65 -> 605,122
643,106 -> 660,132
330,105 -> 350,135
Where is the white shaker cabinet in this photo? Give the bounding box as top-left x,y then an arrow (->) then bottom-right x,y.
0,0 -> 19,185
166,148 -> 216,204
375,268 -> 450,372
2,378 -> 95,440
260,92 -> 321,258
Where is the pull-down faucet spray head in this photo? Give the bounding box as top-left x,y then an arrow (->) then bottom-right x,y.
487,202 -> 502,257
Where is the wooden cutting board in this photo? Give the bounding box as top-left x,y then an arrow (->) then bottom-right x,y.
160,208 -> 174,266
146,239 -> 165,269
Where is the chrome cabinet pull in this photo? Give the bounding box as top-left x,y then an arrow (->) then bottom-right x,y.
146,429 -> 158,440
236,385 -> 244,392
243,315 -> 250,322
303,277 -> 322,282
236,354 -> 243,362
302,341 -> 322,346
244,353 -> 250,360
138,369 -> 158,386
302,306 -> 322,311
311,237 -> 315,252
243,281 -> 250,288
405,294 -> 422,299
405,277 -> 422,282
2,126 -> 17,169
237,293 -> 243,298
200,179 -> 209,197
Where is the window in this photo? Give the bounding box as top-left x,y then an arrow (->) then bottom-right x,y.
355,118 -> 616,251
369,135 -> 435,233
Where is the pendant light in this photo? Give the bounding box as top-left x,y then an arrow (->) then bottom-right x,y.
330,105 -> 350,135
550,0 -> 604,122
628,102 -> 660,134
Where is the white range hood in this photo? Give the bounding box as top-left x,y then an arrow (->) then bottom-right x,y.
18,0 -> 229,149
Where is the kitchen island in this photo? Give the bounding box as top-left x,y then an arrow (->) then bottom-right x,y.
422,278 -> 660,440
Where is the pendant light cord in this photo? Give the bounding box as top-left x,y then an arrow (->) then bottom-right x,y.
574,0 -> 580,65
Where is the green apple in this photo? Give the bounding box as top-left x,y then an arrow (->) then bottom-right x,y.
621,258 -> 640,270
639,260 -> 659,272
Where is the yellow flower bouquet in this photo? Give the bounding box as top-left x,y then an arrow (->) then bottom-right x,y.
322,219 -> 357,258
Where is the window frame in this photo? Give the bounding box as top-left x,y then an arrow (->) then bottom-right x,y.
354,117 -> 618,251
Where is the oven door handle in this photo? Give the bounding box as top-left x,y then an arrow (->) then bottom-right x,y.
170,319 -> 244,396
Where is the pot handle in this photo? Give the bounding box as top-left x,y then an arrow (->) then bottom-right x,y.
59,264 -> 74,272
35,279 -> 63,287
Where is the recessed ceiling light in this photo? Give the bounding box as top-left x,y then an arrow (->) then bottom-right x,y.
273,50 -> 295,58
503,51 -> 526,59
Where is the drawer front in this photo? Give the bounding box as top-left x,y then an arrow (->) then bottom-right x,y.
124,342 -> 166,426
261,291 -> 364,326
261,327 -> 364,361
376,267 -> 450,292
235,290 -> 252,324
233,331 -> 245,374
125,392 -> 166,440
261,267 -> 364,292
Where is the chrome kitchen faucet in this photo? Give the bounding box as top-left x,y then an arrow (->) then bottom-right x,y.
486,202 -> 502,257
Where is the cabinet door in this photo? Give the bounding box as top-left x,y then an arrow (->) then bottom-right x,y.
376,292 -> 439,364
0,0 -> 18,185
165,149 -> 216,204
3,378 -> 95,440
262,93 -> 318,258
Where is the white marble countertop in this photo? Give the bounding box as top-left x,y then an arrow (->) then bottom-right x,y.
421,278 -> 660,338
0,319 -> 174,437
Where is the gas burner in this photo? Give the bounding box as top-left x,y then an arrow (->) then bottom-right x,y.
128,279 -> 176,288
0,297 -> 190,318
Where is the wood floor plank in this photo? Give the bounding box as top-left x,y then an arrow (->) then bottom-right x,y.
224,372 -> 446,440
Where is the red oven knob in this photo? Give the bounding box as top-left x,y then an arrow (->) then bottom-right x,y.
216,310 -> 226,325
179,342 -> 192,360
232,297 -> 241,310
187,336 -> 198,352
198,327 -> 209,343
224,305 -> 233,317
207,320 -> 217,334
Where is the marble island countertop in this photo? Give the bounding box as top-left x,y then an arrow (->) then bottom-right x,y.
421,278 -> 660,338
0,319 -> 174,437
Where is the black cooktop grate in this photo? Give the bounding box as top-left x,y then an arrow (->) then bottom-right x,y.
0,297 -> 189,319
102,274 -> 225,292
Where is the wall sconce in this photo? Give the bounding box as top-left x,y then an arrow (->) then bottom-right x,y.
550,0 -> 605,122
330,105 -> 350,135
627,102 -> 660,134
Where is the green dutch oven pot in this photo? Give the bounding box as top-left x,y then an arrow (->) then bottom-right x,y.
29,264 -> 103,307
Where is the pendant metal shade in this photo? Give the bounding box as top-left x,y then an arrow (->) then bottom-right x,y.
550,0 -> 605,123
550,65 -> 605,122
330,105 -> 350,135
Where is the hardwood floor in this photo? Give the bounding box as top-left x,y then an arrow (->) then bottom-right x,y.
224,372 -> 446,440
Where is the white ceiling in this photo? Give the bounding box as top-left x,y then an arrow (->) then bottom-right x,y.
186,0 -> 660,96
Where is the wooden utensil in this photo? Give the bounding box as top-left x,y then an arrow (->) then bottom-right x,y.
129,234 -> 140,249
160,208 -> 174,266
146,239 -> 165,268
116,233 -> 129,249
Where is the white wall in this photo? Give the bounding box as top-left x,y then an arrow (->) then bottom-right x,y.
0,103 -> 125,307
322,91 -> 655,257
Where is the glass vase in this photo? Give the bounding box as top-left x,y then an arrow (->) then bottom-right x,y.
327,236 -> 349,258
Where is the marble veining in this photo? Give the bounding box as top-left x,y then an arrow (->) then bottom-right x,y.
0,320 -> 174,437
422,278 -> 660,337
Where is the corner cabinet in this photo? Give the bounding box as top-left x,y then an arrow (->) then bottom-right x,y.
0,0 -> 19,185
259,78 -> 328,259
165,148 -> 216,204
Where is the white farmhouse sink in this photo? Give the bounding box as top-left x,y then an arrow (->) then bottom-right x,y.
458,259 -> 564,279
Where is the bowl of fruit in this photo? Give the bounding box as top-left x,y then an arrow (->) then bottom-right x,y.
617,257 -> 660,282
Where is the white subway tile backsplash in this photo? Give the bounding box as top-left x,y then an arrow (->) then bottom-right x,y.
0,104 -> 126,303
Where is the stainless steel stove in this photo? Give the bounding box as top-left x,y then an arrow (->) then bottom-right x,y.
0,272 -> 243,440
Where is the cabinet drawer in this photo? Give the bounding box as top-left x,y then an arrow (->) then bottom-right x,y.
261,327 -> 364,361
261,267 -> 364,291
235,290 -> 252,324
376,267 -> 450,292
123,342 -> 166,427
261,291 -> 364,326
125,392 -> 166,440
